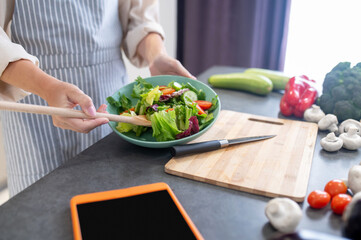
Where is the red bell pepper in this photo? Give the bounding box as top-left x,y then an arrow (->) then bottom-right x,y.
280,75 -> 318,118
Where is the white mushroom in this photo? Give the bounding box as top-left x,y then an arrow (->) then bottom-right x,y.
320,132 -> 343,152
343,192 -> 361,222
339,119 -> 361,136
304,105 -> 325,123
318,114 -> 338,132
348,163 -> 361,194
339,126 -> 361,150
265,198 -> 302,233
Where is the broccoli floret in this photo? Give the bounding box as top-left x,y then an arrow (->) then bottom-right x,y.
333,101 -> 354,122
353,62 -> 361,70
319,62 -> 361,121
344,75 -> 359,92
331,85 -> 348,100
345,67 -> 361,80
318,93 -> 334,114
352,94 -> 361,109
351,84 -> 361,97
331,61 -> 351,72
333,101 -> 360,122
323,71 -> 343,93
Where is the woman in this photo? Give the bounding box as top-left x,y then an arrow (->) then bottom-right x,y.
0,0 -> 194,196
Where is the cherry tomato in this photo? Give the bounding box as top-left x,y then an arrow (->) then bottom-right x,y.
196,104 -> 206,115
160,87 -> 175,95
324,179 -> 348,198
307,190 -> 331,209
158,85 -> 168,90
122,107 -> 135,113
194,100 -> 212,110
331,194 -> 352,215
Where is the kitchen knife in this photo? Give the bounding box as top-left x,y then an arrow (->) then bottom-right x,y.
170,135 -> 276,157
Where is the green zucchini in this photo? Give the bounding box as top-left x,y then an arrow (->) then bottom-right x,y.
208,73 -> 273,95
243,68 -> 290,90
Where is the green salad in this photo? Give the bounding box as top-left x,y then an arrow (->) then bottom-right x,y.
106,77 -> 219,142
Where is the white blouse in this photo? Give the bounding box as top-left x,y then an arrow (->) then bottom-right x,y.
0,0 -> 165,102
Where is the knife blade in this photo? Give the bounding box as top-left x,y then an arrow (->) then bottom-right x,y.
170,135 -> 276,157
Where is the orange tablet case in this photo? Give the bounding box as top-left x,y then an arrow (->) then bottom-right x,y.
70,182 -> 203,240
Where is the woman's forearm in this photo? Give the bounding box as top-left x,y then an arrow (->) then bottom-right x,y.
136,32 -> 166,65
0,59 -> 108,132
137,33 -> 195,79
0,59 -> 62,101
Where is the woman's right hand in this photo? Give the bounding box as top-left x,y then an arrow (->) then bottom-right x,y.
1,59 -> 109,133
44,81 -> 109,133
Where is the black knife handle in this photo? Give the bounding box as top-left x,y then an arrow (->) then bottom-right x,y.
170,140 -> 221,157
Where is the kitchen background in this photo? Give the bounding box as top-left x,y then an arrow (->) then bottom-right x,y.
1,0 -> 360,205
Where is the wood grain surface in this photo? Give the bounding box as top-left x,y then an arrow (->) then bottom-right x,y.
165,110 -> 318,202
0,101 -> 151,126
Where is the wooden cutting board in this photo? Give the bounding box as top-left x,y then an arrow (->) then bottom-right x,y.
165,110 -> 318,202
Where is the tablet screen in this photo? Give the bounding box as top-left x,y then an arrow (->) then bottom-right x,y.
76,190 -> 197,240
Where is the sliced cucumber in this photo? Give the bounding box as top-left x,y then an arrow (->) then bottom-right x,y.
170,81 -> 182,90
181,90 -> 198,106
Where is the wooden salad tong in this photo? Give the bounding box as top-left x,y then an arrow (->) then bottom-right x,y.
0,101 -> 152,127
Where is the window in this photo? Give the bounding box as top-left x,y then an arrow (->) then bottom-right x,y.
284,0 -> 361,84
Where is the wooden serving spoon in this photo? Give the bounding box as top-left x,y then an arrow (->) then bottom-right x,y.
0,101 -> 152,127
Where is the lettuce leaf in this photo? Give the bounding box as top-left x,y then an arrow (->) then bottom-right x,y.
106,94 -> 132,114
115,112 -> 147,136
199,113 -> 214,130
115,113 -> 134,133
142,86 -> 161,105
151,110 -> 181,141
132,76 -> 153,98
174,105 -> 193,131
175,116 -> 199,139
207,95 -> 219,112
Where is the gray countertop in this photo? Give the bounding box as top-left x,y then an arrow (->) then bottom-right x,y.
0,66 -> 358,240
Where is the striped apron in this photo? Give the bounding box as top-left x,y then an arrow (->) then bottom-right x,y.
1,0 -> 127,197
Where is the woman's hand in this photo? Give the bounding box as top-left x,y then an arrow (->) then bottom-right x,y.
44,81 -> 109,133
149,53 -> 196,79
137,33 -> 196,79
1,60 -> 109,133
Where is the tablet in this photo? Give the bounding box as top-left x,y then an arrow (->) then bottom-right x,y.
70,182 -> 203,240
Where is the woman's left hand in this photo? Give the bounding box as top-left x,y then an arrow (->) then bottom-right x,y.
149,53 -> 196,79
137,33 -> 196,80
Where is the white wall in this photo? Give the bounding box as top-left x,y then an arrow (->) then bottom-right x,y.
124,0 -> 177,82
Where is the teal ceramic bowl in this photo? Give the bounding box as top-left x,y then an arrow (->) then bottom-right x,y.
107,75 -> 220,148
